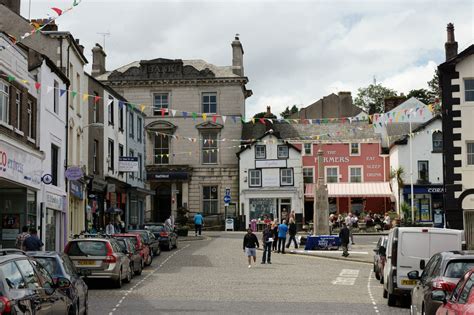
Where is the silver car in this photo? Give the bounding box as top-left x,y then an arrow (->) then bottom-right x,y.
64,238 -> 132,288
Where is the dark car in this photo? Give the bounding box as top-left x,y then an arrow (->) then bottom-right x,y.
373,236 -> 388,282
435,268 -> 474,315
0,250 -> 71,314
27,251 -> 89,315
115,237 -> 143,276
145,223 -> 178,251
129,230 -> 161,256
409,251 -> 474,315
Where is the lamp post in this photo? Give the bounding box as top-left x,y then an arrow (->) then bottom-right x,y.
408,112 -> 415,224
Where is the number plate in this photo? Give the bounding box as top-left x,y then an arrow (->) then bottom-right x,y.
401,279 -> 417,286
78,260 -> 96,266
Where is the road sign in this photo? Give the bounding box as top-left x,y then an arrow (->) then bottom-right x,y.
225,188 -> 231,196
223,195 -> 231,205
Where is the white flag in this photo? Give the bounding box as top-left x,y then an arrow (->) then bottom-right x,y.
222,116 -> 227,123
47,86 -> 53,94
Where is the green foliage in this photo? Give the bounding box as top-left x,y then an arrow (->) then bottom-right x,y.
280,105 -> 299,118
427,70 -> 441,103
401,203 -> 411,222
253,112 -> 277,119
406,89 -> 431,105
354,84 -> 398,113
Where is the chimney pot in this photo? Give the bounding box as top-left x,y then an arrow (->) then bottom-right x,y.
445,23 -> 458,61
92,43 -> 107,77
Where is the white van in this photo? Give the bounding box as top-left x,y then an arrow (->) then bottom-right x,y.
382,227 -> 463,306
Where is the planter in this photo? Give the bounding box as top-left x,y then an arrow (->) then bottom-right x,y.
177,228 -> 189,237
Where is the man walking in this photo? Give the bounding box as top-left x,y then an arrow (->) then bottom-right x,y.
243,228 -> 259,268
15,226 -> 30,251
23,228 -> 43,251
286,218 -> 298,249
261,224 -> 273,264
277,220 -> 288,254
194,212 -> 204,236
339,222 -> 350,257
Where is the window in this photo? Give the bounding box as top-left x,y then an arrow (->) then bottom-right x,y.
129,112 -> 134,138
75,73 -> 80,110
137,117 -> 142,142
0,80 -> 9,124
153,93 -> 169,115
303,167 -> 314,184
138,153 -> 143,180
202,132 -> 218,164
468,143 -> 474,166
349,167 -> 362,183
458,273 -> 474,304
92,92 -> 99,123
249,169 -> 261,187
93,140 -> 99,174
129,149 -> 135,179
418,161 -> 429,183
119,144 -> 124,158
53,80 -> 59,114
119,104 -> 124,131
154,134 -> 169,164
465,79 -> 474,102
203,186 -> 218,215
0,261 -> 26,289
326,167 -> 339,183
303,143 -> 312,156
432,132 -> 443,153
15,259 -> 40,290
108,96 -> 114,125
255,145 -> 266,159
280,168 -> 294,186
51,145 -> 59,186
27,100 -> 33,138
350,143 -> 360,156
108,139 -> 114,171
277,145 -> 289,159
202,92 -> 217,114
15,91 -> 21,129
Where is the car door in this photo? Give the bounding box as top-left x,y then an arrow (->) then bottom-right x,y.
412,254 -> 438,314
63,255 -> 88,314
0,260 -> 36,314
111,240 -> 128,278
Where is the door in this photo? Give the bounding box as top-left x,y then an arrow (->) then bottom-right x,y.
155,184 -> 171,222
45,209 -> 57,251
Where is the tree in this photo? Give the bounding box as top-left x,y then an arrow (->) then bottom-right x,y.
280,105 -> 299,118
253,112 -> 277,119
406,88 -> 431,105
354,84 -> 398,114
427,70 -> 441,103
390,167 -> 405,217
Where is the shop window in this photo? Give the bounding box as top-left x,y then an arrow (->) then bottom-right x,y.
465,79 -> 474,102
350,143 -> 360,156
303,167 -> 314,184
154,134 -> 169,165
467,142 -> 474,166
303,143 -> 312,156
202,132 -> 218,164
432,132 -> 443,153
119,104 -> 124,131
418,161 -> 429,183
329,198 -> 337,214
249,169 -> 261,187
255,145 -> 266,159
277,145 -> 289,159
351,198 -> 364,215
280,168 -> 294,186
202,92 -> 217,114
153,93 -> 169,116
137,117 -> 142,142
203,186 -> 218,215
349,167 -> 362,183
0,80 -> 9,124
326,167 -> 338,183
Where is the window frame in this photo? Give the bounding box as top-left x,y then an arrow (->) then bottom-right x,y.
303,143 -> 313,156
432,131 -> 443,153
417,160 -> 429,183
255,145 -> 266,159
202,92 -> 217,114
93,140 -> 99,174
349,166 -> 363,183
280,168 -> 294,186
138,153 -> 143,180
119,104 -> 124,131
108,96 -> 114,125
277,145 -> 289,159
153,93 -> 170,116
137,117 -> 142,143
201,132 -> 218,165
27,100 -> 33,139
154,134 -> 170,165
349,143 -> 361,156
15,90 -> 21,130
464,79 -> 474,102
325,166 -> 339,183
0,80 -> 10,124
129,112 -> 134,138
53,80 -> 59,114
202,185 -> 218,215
108,138 -> 114,171
248,169 -> 262,187
129,149 -> 135,179
467,142 -> 474,166
51,144 -> 59,186
303,167 -> 314,184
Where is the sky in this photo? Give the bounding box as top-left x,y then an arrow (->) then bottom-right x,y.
22,0 -> 473,118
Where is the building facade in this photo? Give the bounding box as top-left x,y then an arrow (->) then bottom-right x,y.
96,37 -> 252,225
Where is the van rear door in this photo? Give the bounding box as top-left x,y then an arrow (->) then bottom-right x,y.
429,231 -> 462,254
398,231 -> 430,289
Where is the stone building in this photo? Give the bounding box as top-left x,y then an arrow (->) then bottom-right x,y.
289,92 -> 362,120
96,37 -> 252,225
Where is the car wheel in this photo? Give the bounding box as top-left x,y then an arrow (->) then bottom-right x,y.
387,293 -> 397,307
124,265 -> 132,283
375,271 -> 380,280
68,299 -> 80,315
135,260 -> 143,276
380,276 -> 384,284
383,289 -> 388,299
115,270 -> 123,288
174,240 -> 178,249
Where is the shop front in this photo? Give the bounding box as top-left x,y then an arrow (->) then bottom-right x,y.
403,185 -> 444,223
127,188 -> 154,230
68,180 -> 85,238
44,190 -> 66,251
86,177 -> 107,232
104,178 -> 129,231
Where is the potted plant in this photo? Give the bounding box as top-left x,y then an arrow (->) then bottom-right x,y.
176,207 -> 189,237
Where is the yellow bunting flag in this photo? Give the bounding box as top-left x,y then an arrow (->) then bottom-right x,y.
82,94 -> 89,101
202,113 -> 207,120
140,104 -> 145,113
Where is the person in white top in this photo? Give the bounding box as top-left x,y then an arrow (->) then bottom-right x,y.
105,221 -> 116,235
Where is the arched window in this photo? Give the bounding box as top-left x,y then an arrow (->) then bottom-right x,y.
432,131 -> 443,153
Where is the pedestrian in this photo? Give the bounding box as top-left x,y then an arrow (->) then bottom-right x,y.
339,223 -> 350,257
271,219 -> 279,252
277,220 -> 288,254
165,215 -> 172,228
261,224 -> 273,264
345,213 -> 355,245
194,212 -> 204,236
15,226 -> 30,251
105,220 -> 116,235
23,228 -> 43,251
286,218 -> 298,249
243,228 -> 259,268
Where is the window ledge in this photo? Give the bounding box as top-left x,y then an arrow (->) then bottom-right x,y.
27,137 -> 36,144
14,128 -> 24,136
0,121 -> 14,130
431,150 -> 443,154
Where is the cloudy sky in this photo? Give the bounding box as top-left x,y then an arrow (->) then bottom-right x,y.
22,0 -> 473,118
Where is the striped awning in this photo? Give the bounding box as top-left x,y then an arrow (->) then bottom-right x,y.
305,182 -> 393,198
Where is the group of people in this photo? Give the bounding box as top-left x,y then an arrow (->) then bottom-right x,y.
329,212 -> 393,233
15,226 -> 44,251
243,217 -> 298,268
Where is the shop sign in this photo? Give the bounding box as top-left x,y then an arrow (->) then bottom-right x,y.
255,160 -> 286,168
0,140 -> 42,189
118,157 -> 139,172
2,229 -> 18,240
147,171 -> 189,180
91,178 -> 107,192
65,167 -> 84,181
403,186 -> 444,194
70,181 -> 83,200
262,175 -> 279,187
46,192 -> 65,211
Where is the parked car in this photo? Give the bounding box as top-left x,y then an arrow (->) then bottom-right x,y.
114,237 -> 143,276
114,233 -> 152,267
145,223 -> 178,251
0,251 -> 71,314
373,235 -> 388,282
129,230 -> 161,256
409,251 -> 474,315
383,227 -> 463,306
27,251 -> 89,315
435,268 -> 474,314
64,238 -> 132,288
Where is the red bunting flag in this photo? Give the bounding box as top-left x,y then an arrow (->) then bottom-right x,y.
94,95 -> 100,104
160,108 -> 165,117
259,118 -> 265,125
34,82 -> 41,90
51,7 -> 63,16
212,115 -> 217,123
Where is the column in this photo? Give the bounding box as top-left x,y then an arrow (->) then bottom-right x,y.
182,182 -> 189,209
171,182 -> 178,221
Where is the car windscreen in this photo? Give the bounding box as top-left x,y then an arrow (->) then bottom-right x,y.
35,257 -> 63,278
66,241 -> 107,256
115,239 -> 127,251
444,260 -> 474,278
121,236 -> 138,247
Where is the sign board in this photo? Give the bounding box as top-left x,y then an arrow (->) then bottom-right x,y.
118,157 -> 139,172
224,195 -> 231,205
46,192 -> 65,211
2,229 -> 18,241
41,174 -> 53,185
225,188 -> 231,197
107,184 -> 116,193
255,159 -> 286,168
0,140 -> 42,189
70,181 -> 84,200
262,175 -> 279,187
65,166 -> 83,180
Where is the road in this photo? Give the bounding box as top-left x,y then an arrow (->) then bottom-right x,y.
88,232 -> 408,314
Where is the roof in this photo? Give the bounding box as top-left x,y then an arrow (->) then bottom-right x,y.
41,31 -> 88,64
386,97 -> 429,114
305,182 -> 393,198
439,250 -> 474,257
237,129 -> 301,156
439,44 -> 474,69
85,72 -> 127,102
389,115 -> 441,147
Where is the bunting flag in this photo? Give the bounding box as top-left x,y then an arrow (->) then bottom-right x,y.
251,118 -> 255,124
71,91 -> 77,98
7,75 -> 15,82
222,116 -> 227,124
183,112 -> 188,119
160,108 -> 166,117
51,7 -> 63,16
34,82 -> 41,90
212,115 -> 217,123
202,113 -> 207,121
118,101 -> 124,109
60,89 -> 67,97
140,104 -> 146,113
47,86 -> 53,94
82,94 -> 89,101
192,112 -> 197,121
94,95 -> 101,104
171,109 -> 176,117
259,118 -> 265,125
107,98 -> 113,106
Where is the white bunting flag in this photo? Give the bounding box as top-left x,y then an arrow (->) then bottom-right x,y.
171,110 -> 176,117
47,86 -> 53,94
222,116 -> 227,123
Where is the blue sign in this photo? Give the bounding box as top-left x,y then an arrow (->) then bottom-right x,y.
41,174 -> 53,185
403,186 -> 444,194
65,166 -> 83,181
223,195 -> 231,204
70,181 -> 83,200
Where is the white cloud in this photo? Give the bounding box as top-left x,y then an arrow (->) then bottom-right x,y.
381,60 -> 438,94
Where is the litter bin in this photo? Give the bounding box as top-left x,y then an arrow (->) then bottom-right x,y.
225,218 -> 234,231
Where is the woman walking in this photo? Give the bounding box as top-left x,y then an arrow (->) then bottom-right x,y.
271,219 -> 279,252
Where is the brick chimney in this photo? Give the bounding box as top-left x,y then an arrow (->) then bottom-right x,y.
263,106 -> 274,131
384,96 -> 407,112
92,43 -> 106,77
445,23 -> 458,61
0,0 -> 20,15
30,19 -> 58,31
231,34 -> 244,76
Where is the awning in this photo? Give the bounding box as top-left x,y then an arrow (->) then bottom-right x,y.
305,182 -> 393,198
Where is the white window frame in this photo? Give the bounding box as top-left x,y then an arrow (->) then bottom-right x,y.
277,145 -> 289,159
303,143 -> 312,156
108,96 -> 114,125
15,90 -> 21,129
137,117 -> 142,143
202,185 -> 219,215
27,100 -> 33,138
349,166 -> 363,183
129,112 -> 134,138
249,169 -> 262,187
255,145 -> 266,159
467,142 -> 474,166
153,93 -> 169,116
154,134 -> 169,165
325,166 -> 339,183
0,80 -> 9,124
349,143 -> 361,156
53,80 -> 59,114
202,92 -> 217,114
108,139 -> 114,171
464,79 -> 474,102
201,132 -> 218,165
280,168 -> 294,186
303,167 -> 314,184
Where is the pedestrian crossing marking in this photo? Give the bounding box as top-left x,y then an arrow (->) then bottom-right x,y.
332,269 -> 359,286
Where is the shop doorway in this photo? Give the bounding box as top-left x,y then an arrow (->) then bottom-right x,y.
154,184 -> 171,222
279,198 -> 291,222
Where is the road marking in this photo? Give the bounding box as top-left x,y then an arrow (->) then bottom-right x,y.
367,270 -> 379,313
332,268 -> 359,285
291,249 -> 369,255
108,244 -> 190,315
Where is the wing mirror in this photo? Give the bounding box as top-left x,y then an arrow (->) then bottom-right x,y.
407,270 -> 420,280
54,277 -> 72,289
431,290 -> 447,304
